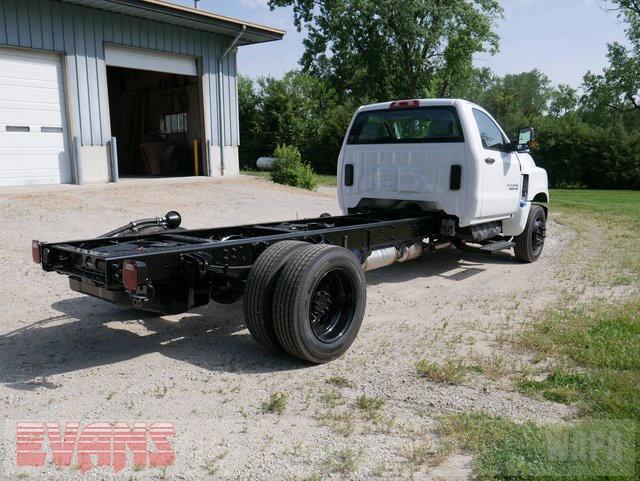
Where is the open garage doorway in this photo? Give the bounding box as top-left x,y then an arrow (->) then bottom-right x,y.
106,66 -> 204,177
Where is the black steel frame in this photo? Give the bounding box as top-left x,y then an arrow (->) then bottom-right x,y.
39,209 -> 440,312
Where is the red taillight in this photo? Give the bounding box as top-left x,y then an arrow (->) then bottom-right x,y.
32,240 -> 41,264
390,99 -> 420,109
122,260 -> 139,291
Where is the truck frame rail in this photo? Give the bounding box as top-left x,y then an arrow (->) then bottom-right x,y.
35,209 -> 440,313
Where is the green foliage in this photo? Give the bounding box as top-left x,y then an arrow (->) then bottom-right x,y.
533,116 -> 640,189
582,42 -> 640,125
550,189 -> 640,225
326,376 -> 353,388
242,170 -> 336,187
467,69 -> 552,133
268,0 -> 502,101
516,302 -> 640,419
355,395 -> 385,419
550,189 -> 640,286
416,358 -> 467,384
237,75 -> 262,170
261,391 -> 288,414
238,72 -> 354,174
270,144 -> 318,190
438,413 -> 636,480
326,447 -> 363,474
581,0 -> 640,126
548,84 -> 578,118
443,198 -> 640,480
235,0 -> 640,189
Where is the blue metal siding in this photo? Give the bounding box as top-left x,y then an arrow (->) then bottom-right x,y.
0,0 -> 238,147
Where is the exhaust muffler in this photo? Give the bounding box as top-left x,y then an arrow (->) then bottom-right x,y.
362,243 -> 424,271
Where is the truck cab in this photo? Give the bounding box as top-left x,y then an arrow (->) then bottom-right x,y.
337,99 -> 548,238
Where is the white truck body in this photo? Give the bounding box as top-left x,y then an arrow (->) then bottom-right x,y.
337,99 -> 548,237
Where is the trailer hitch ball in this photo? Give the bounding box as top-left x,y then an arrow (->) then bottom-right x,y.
165,211 -> 182,229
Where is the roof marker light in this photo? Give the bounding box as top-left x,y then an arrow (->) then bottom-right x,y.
390,100 -> 420,109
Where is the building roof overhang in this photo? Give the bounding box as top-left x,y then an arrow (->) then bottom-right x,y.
59,0 -> 285,45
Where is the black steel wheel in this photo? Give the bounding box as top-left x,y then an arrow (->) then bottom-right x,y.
514,204 -> 547,263
243,240 -> 310,351
309,268 -> 356,343
272,244 -> 366,363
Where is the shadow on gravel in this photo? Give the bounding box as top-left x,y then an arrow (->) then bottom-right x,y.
365,246 -> 518,285
0,296 -> 305,390
0,247 -> 521,389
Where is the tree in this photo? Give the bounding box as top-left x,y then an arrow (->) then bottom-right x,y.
237,71 -> 352,173
256,71 -> 341,160
267,0 -> 502,101
478,69 -> 552,133
582,0 -> 640,121
451,66 -> 497,105
549,84 -> 578,117
238,75 -> 262,169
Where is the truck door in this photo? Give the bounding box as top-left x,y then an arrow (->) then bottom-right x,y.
472,109 -> 521,218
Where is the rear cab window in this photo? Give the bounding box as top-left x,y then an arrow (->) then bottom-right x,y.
347,106 -> 464,145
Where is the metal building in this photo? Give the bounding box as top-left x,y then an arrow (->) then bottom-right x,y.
0,0 -> 284,186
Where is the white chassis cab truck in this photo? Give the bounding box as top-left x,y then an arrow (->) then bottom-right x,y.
338,98 -> 549,262
34,99 -> 548,364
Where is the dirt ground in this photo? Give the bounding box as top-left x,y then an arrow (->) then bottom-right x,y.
0,176 -> 578,480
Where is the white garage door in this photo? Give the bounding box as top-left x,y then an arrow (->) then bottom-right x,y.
105,45 -> 197,76
0,48 -> 72,186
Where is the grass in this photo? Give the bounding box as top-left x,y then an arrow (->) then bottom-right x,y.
469,353 -> 512,381
302,475 -> 323,481
355,395 -> 385,420
321,410 -> 356,437
438,413 -> 635,479
326,447 -> 363,474
516,301 -> 640,420
241,170 -> 337,187
550,189 -> 640,223
202,450 -> 228,476
402,441 -> 451,468
434,190 -> 640,480
416,358 -> 467,384
261,392 -> 287,415
326,376 -> 353,388
320,390 -> 344,408
550,188 -> 640,285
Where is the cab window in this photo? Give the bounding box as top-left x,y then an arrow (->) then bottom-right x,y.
347,106 -> 464,144
472,109 -> 507,151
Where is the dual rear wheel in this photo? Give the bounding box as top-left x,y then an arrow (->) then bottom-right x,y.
243,242 -> 366,363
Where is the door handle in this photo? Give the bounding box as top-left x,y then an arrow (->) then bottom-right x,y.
484,157 -> 496,165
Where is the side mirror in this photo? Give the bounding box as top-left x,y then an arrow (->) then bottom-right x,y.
517,127 -> 537,151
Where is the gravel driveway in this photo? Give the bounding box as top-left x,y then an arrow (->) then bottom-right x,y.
0,176 -> 573,480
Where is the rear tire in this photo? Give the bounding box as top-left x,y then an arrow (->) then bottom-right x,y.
514,204 -> 547,263
243,240 -> 309,351
272,244 -> 366,363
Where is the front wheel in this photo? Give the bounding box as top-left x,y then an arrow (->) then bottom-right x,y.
514,204 -> 547,263
272,244 -> 366,363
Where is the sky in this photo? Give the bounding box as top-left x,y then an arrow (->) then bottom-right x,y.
173,0 -> 628,88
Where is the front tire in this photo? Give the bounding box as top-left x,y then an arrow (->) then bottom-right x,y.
514,204 -> 547,263
272,244 -> 366,363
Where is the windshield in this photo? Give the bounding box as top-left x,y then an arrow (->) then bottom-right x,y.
347,106 -> 464,145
